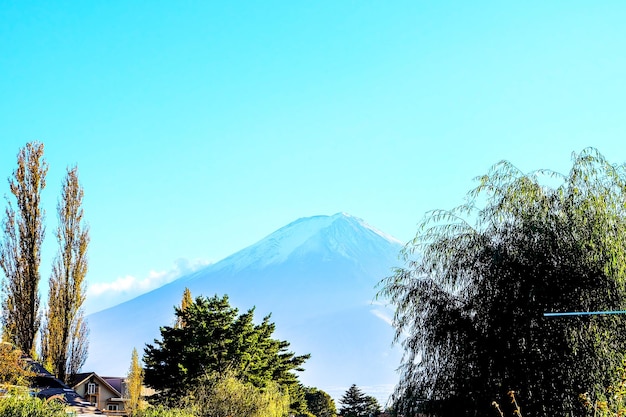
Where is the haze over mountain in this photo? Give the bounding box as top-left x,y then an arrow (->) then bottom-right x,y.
84,213 -> 404,403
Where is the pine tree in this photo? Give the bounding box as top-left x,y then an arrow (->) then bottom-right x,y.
125,348 -> 144,416
143,294 -> 310,413
41,166 -> 89,382
0,141 -> 48,356
340,384 -> 378,417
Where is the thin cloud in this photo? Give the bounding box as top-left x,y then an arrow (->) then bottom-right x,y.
370,307 -> 394,327
85,258 -> 211,313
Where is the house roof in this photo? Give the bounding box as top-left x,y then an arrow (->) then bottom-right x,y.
23,357 -> 69,390
32,375 -> 67,390
25,358 -> 55,378
70,373 -> 94,387
102,376 -> 123,394
14,355 -> 102,415
70,372 -> 123,398
36,387 -> 103,415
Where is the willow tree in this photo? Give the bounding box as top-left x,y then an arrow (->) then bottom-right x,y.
0,141 -> 48,356
379,148 -> 626,416
41,166 -> 89,382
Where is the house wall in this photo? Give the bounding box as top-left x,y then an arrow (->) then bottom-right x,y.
74,376 -> 123,412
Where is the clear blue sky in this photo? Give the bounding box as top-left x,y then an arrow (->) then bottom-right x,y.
2,1 -> 626,313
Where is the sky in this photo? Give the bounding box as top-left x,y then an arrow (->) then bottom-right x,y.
1,1 -> 626,314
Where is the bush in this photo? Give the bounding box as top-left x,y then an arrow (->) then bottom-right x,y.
188,372 -> 290,417
580,357 -> 626,417
0,393 -> 67,417
135,405 -> 195,417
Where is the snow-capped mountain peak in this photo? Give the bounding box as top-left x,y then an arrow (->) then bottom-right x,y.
214,212 -> 402,272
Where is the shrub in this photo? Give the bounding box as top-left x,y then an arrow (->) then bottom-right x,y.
580,357 -> 626,417
0,393 -> 67,417
136,405 -> 195,417
188,372 -> 290,417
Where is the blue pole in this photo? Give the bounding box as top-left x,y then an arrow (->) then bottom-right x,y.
544,310 -> 626,317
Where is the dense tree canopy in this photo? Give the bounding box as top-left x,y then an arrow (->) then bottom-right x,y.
143,294 -> 310,414
304,387 -> 337,417
379,149 -> 626,416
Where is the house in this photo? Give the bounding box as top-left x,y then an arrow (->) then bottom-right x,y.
25,357 -> 103,415
71,372 -> 125,415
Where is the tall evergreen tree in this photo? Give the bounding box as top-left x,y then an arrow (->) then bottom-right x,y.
41,166 -> 89,382
339,384 -> 379,417
379,148 -> 626,416
0,141 -> 48,356
143,294 -> 310,413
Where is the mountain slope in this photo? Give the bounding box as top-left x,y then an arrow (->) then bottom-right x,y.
84,213 -> 404,403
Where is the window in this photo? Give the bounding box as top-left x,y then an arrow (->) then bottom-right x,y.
108,404 -> 119,411
87,383 -> 97,395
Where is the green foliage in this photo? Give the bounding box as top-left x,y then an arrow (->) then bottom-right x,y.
364,395 -> 381,416
581,357 -> 626,417
187,371 -> 290,417
143,294 -> 310,414
304,386 -> 337,417
379,148 -> 626,416
0,394 -> 67,417
287,383 -> 310,416
339,384 -> 380,417
135,405 -> 195,417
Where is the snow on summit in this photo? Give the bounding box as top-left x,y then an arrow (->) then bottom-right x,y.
216,212 -> 402,271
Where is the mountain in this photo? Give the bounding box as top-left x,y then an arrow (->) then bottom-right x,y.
84,213 -> 404,403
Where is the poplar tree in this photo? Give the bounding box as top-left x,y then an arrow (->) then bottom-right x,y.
125,347 -> 144,416
175,287 -> 193,329
0,141 -> 48,356
41,166 -> 89,382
